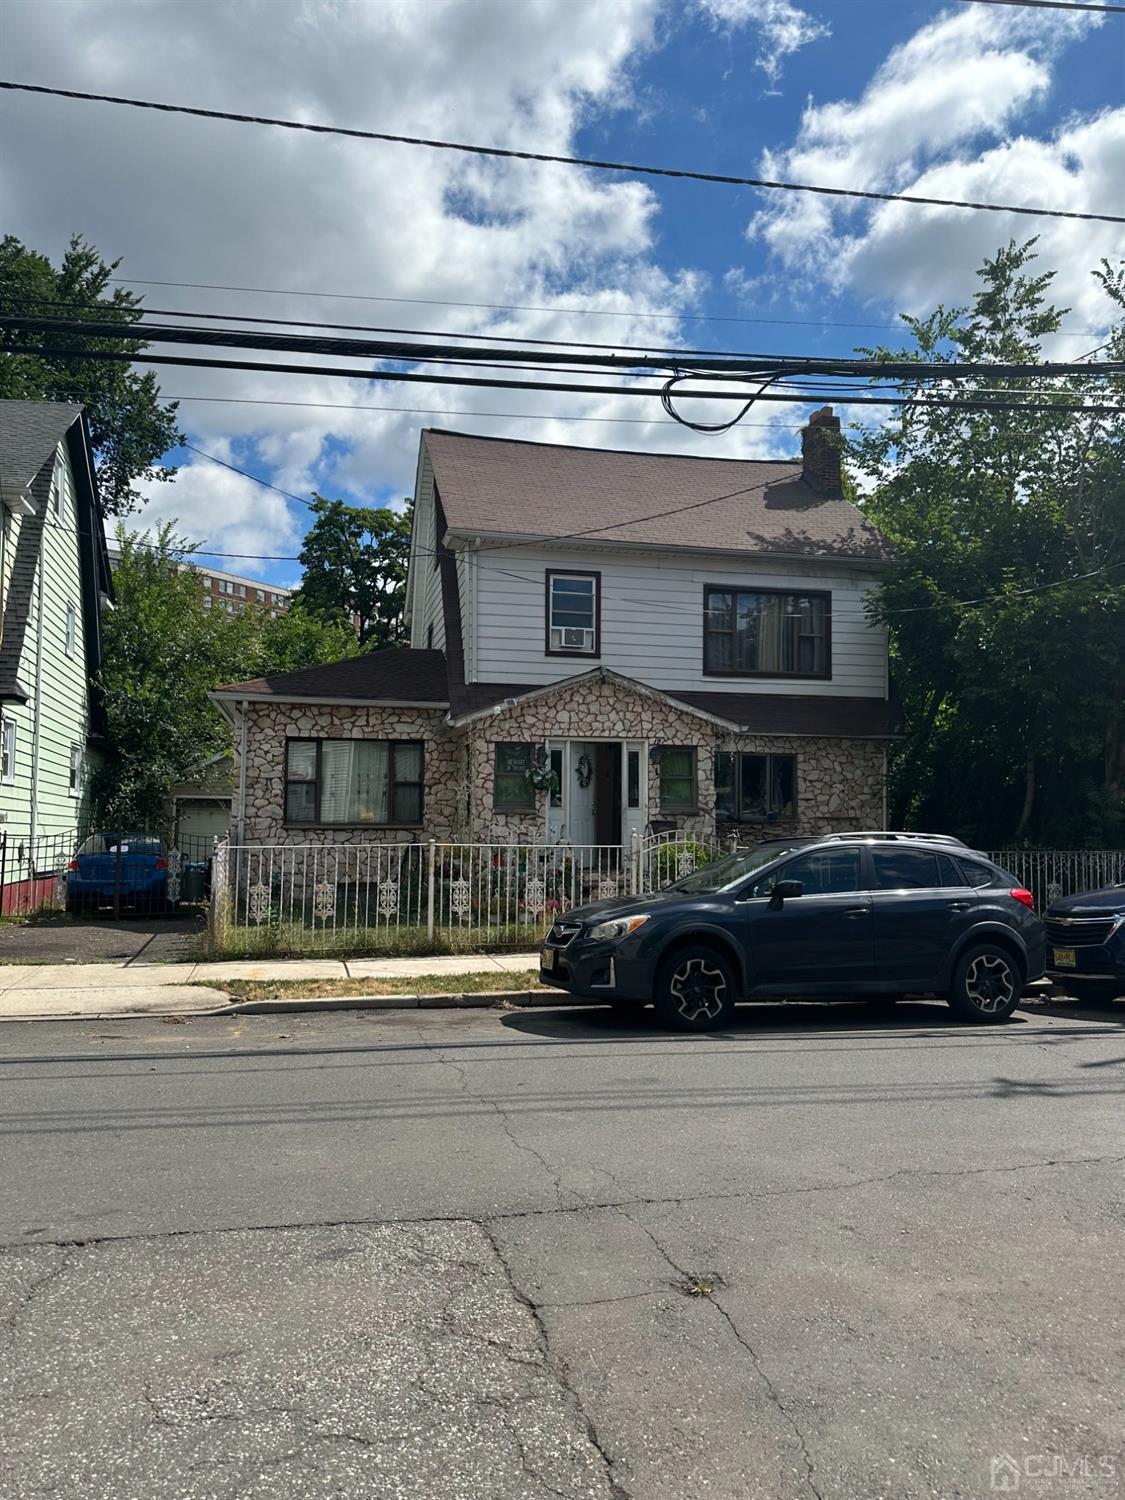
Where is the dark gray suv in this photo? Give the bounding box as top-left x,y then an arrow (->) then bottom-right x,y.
539,834 -> 1046,1031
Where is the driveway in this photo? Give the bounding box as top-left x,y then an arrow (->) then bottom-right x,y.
1,999 -> 1122,1498
0,912 -> 205,965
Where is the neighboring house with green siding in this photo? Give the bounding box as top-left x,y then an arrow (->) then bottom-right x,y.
0,401 -> 113,910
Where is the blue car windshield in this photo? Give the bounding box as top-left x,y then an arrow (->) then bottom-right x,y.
669,844 -> 802,893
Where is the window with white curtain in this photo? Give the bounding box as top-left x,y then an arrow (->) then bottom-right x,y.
285,739 -> 424,825
704,587 -> 829,677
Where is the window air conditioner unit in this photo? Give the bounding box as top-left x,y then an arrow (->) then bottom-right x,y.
561,627 -> 591,649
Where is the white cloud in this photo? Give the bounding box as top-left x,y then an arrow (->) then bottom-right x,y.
697,0 -> 828,85
9,0 -> 803,559
744,3 -> 1121,342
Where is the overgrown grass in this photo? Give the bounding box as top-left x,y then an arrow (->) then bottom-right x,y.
205,969 -> 544,1002
205,920 -> 544,962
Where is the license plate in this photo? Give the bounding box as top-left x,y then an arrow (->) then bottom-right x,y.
540,947 -> 555,972
1053,948 -> 1076,968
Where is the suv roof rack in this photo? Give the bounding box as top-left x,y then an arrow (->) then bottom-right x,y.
817,831 -> 969,848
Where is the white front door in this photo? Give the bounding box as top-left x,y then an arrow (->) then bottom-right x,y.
622,741 -> 647,846
546,740 -> 647,848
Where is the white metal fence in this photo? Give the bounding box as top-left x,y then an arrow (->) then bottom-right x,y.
208,833 -> 731,954
987,849 -> 1125,913
206,835 -> 1125,957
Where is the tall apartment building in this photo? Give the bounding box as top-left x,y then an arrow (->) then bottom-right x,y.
196,566 -> 292,617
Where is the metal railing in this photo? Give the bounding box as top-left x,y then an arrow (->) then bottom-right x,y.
210,834 -> 735,956
987,849 -> 1125,913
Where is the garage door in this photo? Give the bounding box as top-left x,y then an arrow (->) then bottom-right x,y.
176,799 -> 231,851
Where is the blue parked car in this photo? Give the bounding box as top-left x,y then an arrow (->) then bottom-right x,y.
1044,883 -> 1125,1001
66,833 -> 176,915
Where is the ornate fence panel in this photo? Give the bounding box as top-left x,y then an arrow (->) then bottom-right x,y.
215,837 -> 707,955
988,849 -> 1125,911
635,830 -> 731,893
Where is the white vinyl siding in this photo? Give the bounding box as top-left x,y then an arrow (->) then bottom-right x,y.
467,544 -> 887,698
0,443 -> 94,845
408,464 -> 446,652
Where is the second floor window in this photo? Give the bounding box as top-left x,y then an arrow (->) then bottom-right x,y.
285,738 -> 424,825
546,571 -> 599,656
69,744 -> 82,796
64,601 -> 77,659
704,587 -> 829,678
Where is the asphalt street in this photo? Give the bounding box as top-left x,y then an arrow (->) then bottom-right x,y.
1,998 -> 1123,1499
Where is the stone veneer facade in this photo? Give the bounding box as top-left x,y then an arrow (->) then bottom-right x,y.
236,679 -> 886,847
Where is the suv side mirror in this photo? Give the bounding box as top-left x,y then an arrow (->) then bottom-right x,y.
768,879 -> 804,910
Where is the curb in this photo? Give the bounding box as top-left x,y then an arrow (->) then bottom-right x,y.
220,989 -> 595,1015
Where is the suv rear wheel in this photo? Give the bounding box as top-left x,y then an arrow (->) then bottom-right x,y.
948,944 -> 1021,1023
654,945 -> 737,1032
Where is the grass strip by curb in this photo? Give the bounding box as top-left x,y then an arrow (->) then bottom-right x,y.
192,969 -> 545,1003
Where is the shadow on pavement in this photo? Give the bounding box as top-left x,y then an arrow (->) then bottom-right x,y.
503,997 -> 1032,1041
0,912 -> 205,964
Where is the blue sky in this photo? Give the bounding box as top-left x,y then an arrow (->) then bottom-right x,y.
3,0 -> 1123,587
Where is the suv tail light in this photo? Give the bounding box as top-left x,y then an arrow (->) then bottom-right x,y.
67,859 -> 79,872
1010,887 -> 1035,910
154,857 -> 168,871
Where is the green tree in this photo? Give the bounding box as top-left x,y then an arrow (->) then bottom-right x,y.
852,240 -> 1125,846
293,496 -> 412,649
93,527 -> 253,827
254,599 -> 361,675
0,234 -> 181,515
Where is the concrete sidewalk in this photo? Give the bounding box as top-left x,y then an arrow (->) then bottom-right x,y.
0,951 -> 541,1021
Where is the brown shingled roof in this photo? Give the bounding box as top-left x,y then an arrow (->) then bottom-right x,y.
213,649 -> 449,702
423,429 -> 892,563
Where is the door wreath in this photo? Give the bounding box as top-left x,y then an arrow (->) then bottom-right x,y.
575,753 -> 594,789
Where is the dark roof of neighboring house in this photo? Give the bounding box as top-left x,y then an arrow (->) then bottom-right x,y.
423,428 -> 892,563
0,400 -> 83,493
213,649 -> 450,702
447,672 -> 901,738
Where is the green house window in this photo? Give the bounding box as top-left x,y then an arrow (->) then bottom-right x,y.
657,747 -> 697,813
494,743 -> 535,811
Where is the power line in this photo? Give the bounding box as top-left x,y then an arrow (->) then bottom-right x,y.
0,291 -> 769,362
169,393 -> 807,429
4,79 -> 1123,224
17,344 -> 1125,417
180,442 -> 315,509
95,275 -> 1112,342
957,1 -> 1125,12
8,312 -> 1119,380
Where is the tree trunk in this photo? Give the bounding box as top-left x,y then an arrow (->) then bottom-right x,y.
1013,752 -> 1036,840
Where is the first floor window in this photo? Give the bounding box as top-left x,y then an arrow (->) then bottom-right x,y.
494,743 -> 535,811
68,744 -> 82,796
1,718 -> 14,783
715,752 -> 797,821
626,749 -> 641,809
284,738 -> 424,825
549,747 -> 563,808
657,746 -> 697,813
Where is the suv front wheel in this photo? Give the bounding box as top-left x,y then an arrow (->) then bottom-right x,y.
948,943 -> 1022,1023
654,944 -> 737,1032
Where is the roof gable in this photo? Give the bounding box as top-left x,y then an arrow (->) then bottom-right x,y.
422,428 -> 891,563
0,400 -> 82,494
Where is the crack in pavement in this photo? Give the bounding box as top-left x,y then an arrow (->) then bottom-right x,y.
615,1205 -> 825,1500
424,1033 -> 576,1214
8,1150 -> 1123,1254
1,1246 -> 74,1350
477,1219 -> 633,1500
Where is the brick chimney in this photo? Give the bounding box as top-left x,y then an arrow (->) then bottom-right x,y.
801,406 -> 842,498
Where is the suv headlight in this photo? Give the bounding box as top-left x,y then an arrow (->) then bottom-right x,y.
585,914 -> 649,942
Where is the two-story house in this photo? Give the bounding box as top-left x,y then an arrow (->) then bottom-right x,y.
0,401 -> 113,908
215,410 -> 897,852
